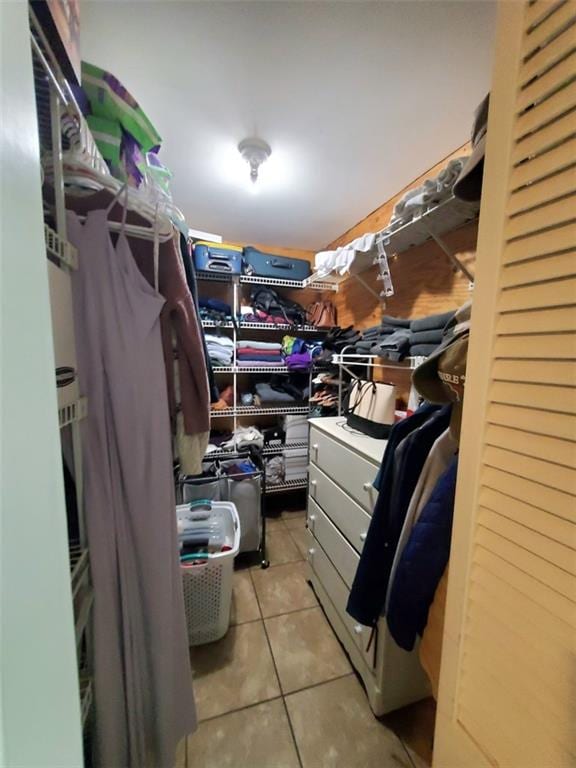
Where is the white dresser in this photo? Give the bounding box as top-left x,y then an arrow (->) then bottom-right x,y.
306,417 -> 430,716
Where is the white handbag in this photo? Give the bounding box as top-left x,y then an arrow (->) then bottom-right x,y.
346,379 -> 397,439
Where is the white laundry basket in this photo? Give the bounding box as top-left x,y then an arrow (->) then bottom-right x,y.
177,501 -> 240,646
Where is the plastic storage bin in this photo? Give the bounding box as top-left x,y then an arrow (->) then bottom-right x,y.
177,501 -> 240,646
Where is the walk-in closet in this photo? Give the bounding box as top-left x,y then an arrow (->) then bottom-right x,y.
1,2 -> 575,767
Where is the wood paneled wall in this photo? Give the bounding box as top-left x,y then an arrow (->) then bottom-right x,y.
326,141 -> 477,329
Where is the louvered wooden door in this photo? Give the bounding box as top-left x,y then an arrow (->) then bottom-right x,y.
434,2 -> 576,766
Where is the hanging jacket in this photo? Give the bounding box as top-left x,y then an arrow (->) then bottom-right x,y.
346,404 -> 451,627
386,457 -> 458,651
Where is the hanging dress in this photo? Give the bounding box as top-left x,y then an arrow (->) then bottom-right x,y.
68,208 -> 196,768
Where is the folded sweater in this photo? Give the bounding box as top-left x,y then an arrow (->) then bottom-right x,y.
410,311 -> 454,333
237,340 -> 282,351
409,329 -> 444,345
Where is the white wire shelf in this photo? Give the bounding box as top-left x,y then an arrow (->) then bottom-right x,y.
213,365 -> 289,374
239,322 -> 327,333
75,590 -> 94,649
201,320 -> 234,329
265,478 -> 308,494
241,274 -> 338,292
331,353 -> 426,370
211,405 -> 310,419
69,543 -> 90,599
45,225 -> 78,270
305,195 -> 478,291
79,676 -> 93,728
59,397 -> 88,429
377,195 -> 479,256
263,441 -> 309,455
204,440 -> 309,459
196,271 -> 338,292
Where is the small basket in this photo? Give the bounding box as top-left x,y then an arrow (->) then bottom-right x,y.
177,501 -> 240,646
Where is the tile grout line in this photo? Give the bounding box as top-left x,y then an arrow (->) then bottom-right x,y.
195,693 -> 285,726
400,739 -> 420,768
249,567 -> 305,768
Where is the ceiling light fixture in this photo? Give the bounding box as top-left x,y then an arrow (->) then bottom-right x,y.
238,137 -> 272,184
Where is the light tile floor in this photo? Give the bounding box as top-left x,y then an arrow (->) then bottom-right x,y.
182,511 -> 434,768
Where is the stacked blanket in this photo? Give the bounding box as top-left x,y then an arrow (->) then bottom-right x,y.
353,311 -> 456,361
408,311 -> 454,357
205,334 -> 234,366
236,340 -> 283,366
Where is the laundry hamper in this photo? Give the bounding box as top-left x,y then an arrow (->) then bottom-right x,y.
177,501 -> 240,646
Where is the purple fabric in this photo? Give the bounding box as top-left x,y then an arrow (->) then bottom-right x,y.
68,210 -> 196,768
285,352 -> 312,370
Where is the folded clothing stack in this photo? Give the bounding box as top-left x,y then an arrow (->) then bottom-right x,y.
199,298 -> 233,325
315,325 -> 362,365
282,335 -> 314,371
408,310 -> 455,357
240,305 -> 287,325
236,340 -> 283,366
388,156 -> 469,231
283,446 -> 308,481
284,414 -> 309,444
355,316 -> 412,361
205,334 -> 234,366
353,312 -> 457,361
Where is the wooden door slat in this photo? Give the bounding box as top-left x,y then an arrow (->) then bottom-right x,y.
510,136 -> 576,189
516,79 -> 576,140
501,250 -> 576,286
496,304 -> 576,333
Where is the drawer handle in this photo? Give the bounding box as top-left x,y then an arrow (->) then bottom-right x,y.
312,443 -> 319,451
353,624 -> 363,635
359,532 -> 367,542
311,480 -> 317,487
362,482 -> 372,491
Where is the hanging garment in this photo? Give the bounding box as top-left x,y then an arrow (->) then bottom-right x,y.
385,427 -> 458,611
346,404 -> 450,627
68,209 -> 196,768
65,190 -> 210,457
179,233 -> 219,403
386,457 -> 459,650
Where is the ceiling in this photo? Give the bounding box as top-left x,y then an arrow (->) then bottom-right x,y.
80,1 -> 496,251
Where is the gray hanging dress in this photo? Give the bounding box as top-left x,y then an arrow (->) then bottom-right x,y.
68,209 -> 196,768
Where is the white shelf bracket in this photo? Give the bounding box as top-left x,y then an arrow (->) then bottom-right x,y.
424,226 -> 475,284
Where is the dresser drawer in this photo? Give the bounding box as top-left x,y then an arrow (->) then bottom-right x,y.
307,497 -> 359,589
309,464 -> 371,553
307,532 -> 375,671
309,426 -> 379,513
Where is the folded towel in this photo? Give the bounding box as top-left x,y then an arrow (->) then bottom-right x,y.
236,360 -> 283,368
409,343 -> 439,357
382,316 -> 411,328
238,354 -> 283,363
237,340 -> 283,350
237,348 -> 284,357
409,329 -> 444,345
205,334 -> 235,348
410,311 -> 455,333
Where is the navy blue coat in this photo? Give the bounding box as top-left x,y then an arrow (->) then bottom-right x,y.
346,404 -> 451,627
386,457 -> 458,651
